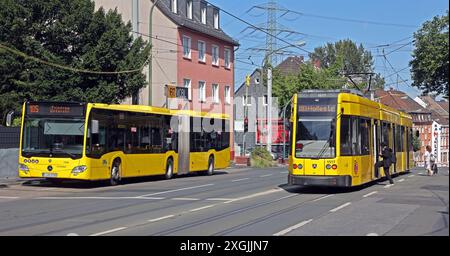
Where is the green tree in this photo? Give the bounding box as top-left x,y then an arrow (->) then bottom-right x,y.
410,11 -> 449,98
0,0 -> 150,123
272,61 -> 345,107
309,39 -> 384,90
412,134 -> 421,152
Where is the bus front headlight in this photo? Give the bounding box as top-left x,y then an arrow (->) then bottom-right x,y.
71,165 -> 87,174
19,164 -> 29,173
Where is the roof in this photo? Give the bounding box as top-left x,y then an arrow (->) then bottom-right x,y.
374,89 -> 428,114
275,56 -> 304,75
155,0 -> 239,46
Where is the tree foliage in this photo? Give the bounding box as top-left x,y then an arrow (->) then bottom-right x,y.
0,0 -> 150,123
410,11 -> 449,98
272,61 -> 345,107
309,39 -> 384,90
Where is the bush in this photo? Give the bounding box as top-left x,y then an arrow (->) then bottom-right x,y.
250,147 -> 275,168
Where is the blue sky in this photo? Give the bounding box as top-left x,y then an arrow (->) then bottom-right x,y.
210,0 -> 448,98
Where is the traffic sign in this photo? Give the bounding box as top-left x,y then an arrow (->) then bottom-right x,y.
167,85 -> 189,100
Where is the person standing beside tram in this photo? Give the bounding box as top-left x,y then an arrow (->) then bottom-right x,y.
375,142 -> 394,184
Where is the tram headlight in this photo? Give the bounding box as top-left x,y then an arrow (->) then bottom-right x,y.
19,164 -> 29,173
298,164 -> 303,169
71,165 -> 87,174
326,164 -> 332,169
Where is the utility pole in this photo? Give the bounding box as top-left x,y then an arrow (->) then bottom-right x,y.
148,0 -> 160,106
267,67 -> 272,152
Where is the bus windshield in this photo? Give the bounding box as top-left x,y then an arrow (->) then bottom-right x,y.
22,117 -> 85,159
295,97 -> 336,158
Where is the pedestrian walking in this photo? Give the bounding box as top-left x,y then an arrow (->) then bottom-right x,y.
375,142 -> 394,184
424,145 -> 435,176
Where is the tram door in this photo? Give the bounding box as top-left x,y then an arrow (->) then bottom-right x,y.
392,125 -> 396,173
177,114 -> 190,175
373,120 -> 380,178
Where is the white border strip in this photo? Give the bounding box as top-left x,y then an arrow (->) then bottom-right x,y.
273,219 -> 313,236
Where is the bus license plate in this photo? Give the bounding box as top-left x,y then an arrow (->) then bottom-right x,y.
42,173 -> 57,178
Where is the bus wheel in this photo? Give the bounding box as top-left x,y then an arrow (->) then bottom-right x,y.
165,158 -> 174,180
110,160 -> 121,186
207,156 -> 214,176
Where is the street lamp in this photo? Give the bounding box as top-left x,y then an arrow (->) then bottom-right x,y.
262,41 -> 306,153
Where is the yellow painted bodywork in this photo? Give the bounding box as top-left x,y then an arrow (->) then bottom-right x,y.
19,103 -> 230,181
289,92 -> 413,187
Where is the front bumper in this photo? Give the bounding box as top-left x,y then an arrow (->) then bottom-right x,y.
288,174 -> 352,187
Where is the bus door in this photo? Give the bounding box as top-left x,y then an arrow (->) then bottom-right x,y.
177,114 -> 190,175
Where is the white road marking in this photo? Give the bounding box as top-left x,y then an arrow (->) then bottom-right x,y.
89,227 -> 127,236
0,196 -> 19,199
363,191 -> 378,198
39,187 -> 59,191
224,188 -> 283,203
231,178 -> 250,182
35,196 -> 165,200
148,215 -> 175,222
137,184 -> 214,197
205,198 -> 234,201
366,233 -> 379,236
66,233 -> 79,236
384,184 -> 394,188
259,174 -> 273,177
189,204 -> 216,212
398,179 -> 405,182
171,197 -> 199,201
311,194 -> 333,202
330,202 -> 351,212
408,174 -> 415,177
418,172 -> 423,175
273,219 -> 313,236
280,171 -> 288,174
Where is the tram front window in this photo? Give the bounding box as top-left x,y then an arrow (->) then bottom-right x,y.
295,117 -> 335,158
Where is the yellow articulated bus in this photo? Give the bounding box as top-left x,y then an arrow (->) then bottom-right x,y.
18,101 -> 230,185
288,90 -> 414,187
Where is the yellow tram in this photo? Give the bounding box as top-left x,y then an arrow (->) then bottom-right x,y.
288,90 -> 414,187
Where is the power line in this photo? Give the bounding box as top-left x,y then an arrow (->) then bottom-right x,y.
0,42 -> 149,75
209,1 -> 312,55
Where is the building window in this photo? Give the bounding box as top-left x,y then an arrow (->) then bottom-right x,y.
212,45 -> 219,66
199,81 -> 206,102
212,84 -> 219,103
243,95 -> 251,106
224,48 -> 231,69
182,36 -> 191,59
263,95 -> 268,106
198,41 -> 206,62
184,78 -> 191,101
213,9 -> 219,29
186,0 -> 193,19
201,3 -> 207,24
225,86 -> 230,104
171,0 -> 178,14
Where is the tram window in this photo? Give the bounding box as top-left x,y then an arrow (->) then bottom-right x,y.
351,118 -> 361,155
381,122 -> 390,147
360,119 -> 370,155
340,116 -> 352,156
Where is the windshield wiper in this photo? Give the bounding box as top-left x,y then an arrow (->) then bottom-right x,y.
52,150 -> 78,159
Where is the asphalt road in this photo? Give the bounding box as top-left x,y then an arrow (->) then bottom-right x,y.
0,166 -> 448,236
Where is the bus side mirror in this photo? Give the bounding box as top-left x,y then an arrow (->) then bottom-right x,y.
91,120 -> 99,134
415,130 -> 419,138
